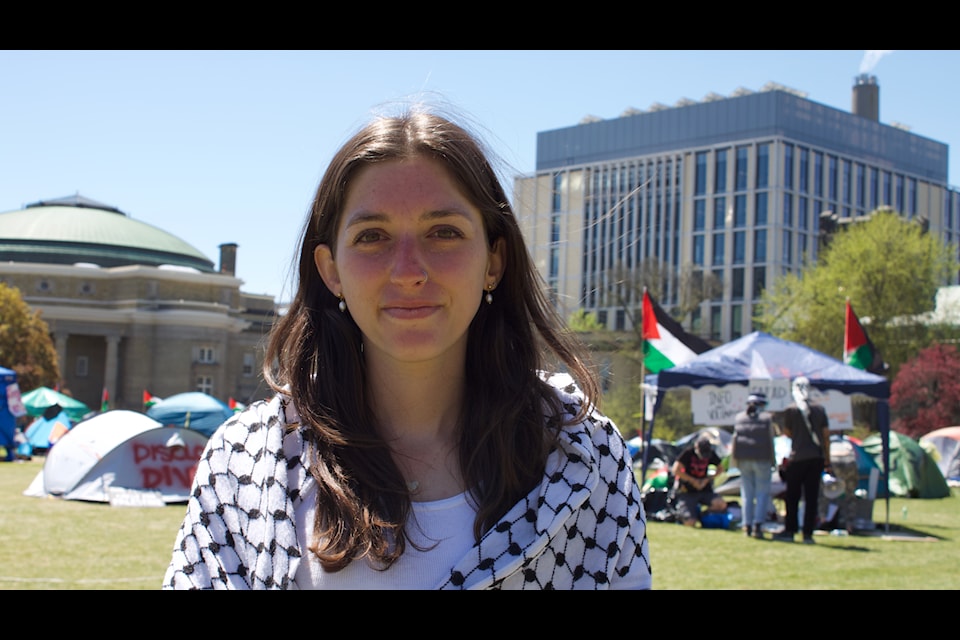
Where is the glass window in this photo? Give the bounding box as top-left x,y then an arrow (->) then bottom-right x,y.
715,148 -> 728,193
783,143 -> 794,190
869,167 -> 879,211
813,151 -> 823,197
714,197 -> 726,229
711,305 -> 723,341
76,356 -> 89,377
798,196 -> 808,230
734,194 -> 747,227
243,353 -> 255,376
196,376 -> 214,395
883,171 -> 892,207
694,198 -> 706,231
753,266 -> 766,300
842,160 -> 852,205
856,163 -> 866,208
552,172 -> 562,212
732,268 -> 744,300
755,192 -> 768,225
783,230 -> 792,264
753,229 -> 767,262
730,304 -> 743,339
783,193 -> 793,227
693,235 -> 705,266
828,156 -> 838,201
733,231 -> 746,264
712,233 -> 725,266
756,143 -> 770,189
799,147 -> 809,194
736,146 -> 749,191
695,151 -> 708,196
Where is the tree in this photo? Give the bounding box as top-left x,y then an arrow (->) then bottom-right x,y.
889,343 -> 960,439
568,309 -> 604,332
0,282 -> 60,391
754,209 -> 958,378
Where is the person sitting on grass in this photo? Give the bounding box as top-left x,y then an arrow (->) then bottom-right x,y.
671,436 -> 728,527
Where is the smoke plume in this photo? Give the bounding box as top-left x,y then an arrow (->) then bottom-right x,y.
860,50 -> 894,74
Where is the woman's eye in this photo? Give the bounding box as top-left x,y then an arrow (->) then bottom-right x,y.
432,226 -> 465,240
354,229 -> 385,244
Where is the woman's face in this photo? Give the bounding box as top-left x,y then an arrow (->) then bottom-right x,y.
314,155 -> 504,368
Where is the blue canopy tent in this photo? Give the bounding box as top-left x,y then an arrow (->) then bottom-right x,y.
146,391 -> 233,438
642,331 -> 892,531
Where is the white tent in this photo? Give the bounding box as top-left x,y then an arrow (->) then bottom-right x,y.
24,409 -> 208,503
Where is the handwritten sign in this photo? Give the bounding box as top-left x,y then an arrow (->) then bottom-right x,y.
688,380 -> 852,429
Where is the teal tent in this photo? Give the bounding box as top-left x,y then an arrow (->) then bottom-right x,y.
21,387 -> 91,422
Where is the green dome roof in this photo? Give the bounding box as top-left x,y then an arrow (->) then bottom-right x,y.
0,195 -> 214,272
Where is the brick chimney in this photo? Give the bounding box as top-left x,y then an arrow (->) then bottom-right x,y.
219,242 -> 238,276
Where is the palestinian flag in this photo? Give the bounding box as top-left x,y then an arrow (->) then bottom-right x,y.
143,390 -> 158,409
642,289 -> 712,373
844,299 -> 889,375
228,397 -> 242,412
100,387 -> 110,412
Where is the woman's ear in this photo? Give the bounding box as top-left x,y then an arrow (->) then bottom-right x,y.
487,237 -> 506,285
314,244 -> 341,296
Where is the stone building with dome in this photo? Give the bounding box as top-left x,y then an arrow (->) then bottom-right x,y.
0,195 -> 278,413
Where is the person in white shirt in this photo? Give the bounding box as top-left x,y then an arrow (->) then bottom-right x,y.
163,106 -> 652,590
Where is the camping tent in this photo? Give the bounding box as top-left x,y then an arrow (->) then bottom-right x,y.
24,406 -> 72,452
146,392 -> 233,438
20,386 -> 91,422
861,431 -> 951,499
920,426 -> 960,485
642,331 -> 893,527
23,409 -> 209,503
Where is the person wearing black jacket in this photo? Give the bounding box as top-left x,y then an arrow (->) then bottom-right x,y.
774,377 -> 832,544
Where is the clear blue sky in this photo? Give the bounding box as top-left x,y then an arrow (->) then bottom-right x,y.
2,50 -> 955,302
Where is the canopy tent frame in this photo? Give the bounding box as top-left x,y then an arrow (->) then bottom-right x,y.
642,331 -> 892,532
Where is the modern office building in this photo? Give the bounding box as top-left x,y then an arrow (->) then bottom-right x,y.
514,75 -> 959,343
0,195 -> 277,412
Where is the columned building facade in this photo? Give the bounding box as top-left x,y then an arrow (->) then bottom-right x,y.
0,195 -> 277,413
514,76 -> 960,343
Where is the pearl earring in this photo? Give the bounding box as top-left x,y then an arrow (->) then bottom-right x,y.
485,283 -> 494,305
338,295 -> 346,313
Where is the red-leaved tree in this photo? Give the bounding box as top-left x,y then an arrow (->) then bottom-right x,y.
890,342 -> 960,439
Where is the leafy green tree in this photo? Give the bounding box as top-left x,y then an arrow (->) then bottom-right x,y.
754,209 -> 958,378
890,343 -> 960,439
568,309 -> 604,332
0,282 -> 60,391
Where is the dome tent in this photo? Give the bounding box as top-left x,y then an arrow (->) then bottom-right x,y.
146,391 -> 233,438
24,410 -> 208,504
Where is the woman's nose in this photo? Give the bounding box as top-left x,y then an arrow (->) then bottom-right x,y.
390,237 -> 428,285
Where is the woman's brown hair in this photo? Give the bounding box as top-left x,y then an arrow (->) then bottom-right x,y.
263,107 -> 600,571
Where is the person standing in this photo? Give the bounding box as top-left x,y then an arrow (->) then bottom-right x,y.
731,392 -> 776,539
162,106 -> 651,590
774,376 -> 831,544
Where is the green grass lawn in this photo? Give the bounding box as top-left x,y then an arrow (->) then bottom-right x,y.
1,454 -> 958,589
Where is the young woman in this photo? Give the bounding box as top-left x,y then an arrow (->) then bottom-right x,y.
163,107 -> 651,590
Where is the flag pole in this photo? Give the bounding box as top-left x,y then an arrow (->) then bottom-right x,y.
639,287 -> 649,486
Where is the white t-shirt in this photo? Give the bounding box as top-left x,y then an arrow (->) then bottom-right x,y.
294,482 -> 478,589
